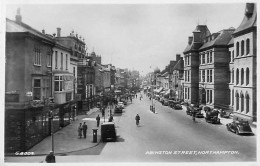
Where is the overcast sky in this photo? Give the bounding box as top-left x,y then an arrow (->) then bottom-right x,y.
5,2 -> 246,75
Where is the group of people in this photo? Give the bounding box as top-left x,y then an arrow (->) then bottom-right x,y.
77,122 -> 88,138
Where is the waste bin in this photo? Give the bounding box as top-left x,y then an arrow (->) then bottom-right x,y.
92,129 -> 98,143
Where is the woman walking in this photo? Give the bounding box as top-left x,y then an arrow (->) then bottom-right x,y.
78,123 -> 83,138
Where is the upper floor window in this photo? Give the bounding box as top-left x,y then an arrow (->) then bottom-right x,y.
202,70 -> 205,82
55,51 -> 58,69
232,50 -> 234,62
236,42 -> 239,57
241,68 -> 244,85
66,54 -> 68,70
246,39 -> 250,55
241,40 -> 245,56
202,54 -> 205,64
61,53 -> 63,70
33,79 -> 41,100
34,48 -> 41,66
47,49 -> 52,67
54,76 -> 63,92
207,52 -> 210,63
236,69 -> 239,85
246,68 -> 249,85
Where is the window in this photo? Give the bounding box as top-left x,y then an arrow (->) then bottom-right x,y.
199,70 -> 201,82
207,52 -> 210,63
207,90 -> 209,103
66,54 -> 68,70
207,70 -> 209,82
202,70 -> 205,82
188,88 -> 190,100
34,48 -> 41,66
210,90 -> 212,103
246,93 -> 249,113
246,68 -> 249,85
33,79 -> 41,100
66,92 -> 72,101
236,92 -> 239,111
241,68 -> 244,85
209,51 -> 213,63
236,69 -> 239,85
210,70 -> 212,82
54,76 -> 63,92
236,42 -> 239,57
202,54 -> 205,64
232,89 -> 234,106
73,67 -> 76,77
240,92 -> 244,112
47,49 -> 52,67
55,51 -> 58,69
42,78 -> 50,99
232,69 -> 234,83
61,53 -> 63,70
241,40 -> 245,56
246,39 -> 250,55
232,51 -> 234,62
188,71 -> 190,82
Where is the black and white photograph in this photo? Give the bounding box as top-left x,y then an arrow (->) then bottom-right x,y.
1,0 -> 258,165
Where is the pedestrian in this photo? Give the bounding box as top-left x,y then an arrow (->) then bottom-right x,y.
135,114 -> 140,126
96,114 -> 100,127
82,122 -> 88,138
136,94 -> 137,98
45,151 -> 55,163
108,115 -> 113,122
78,123 -> 83,138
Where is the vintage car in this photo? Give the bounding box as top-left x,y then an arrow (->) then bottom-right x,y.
220,109 -> 231,118
162,99 -> 169,106
117,102 -> 124,109
226,120 -> 253,135
174,104 -> 182,110
114,105 -> 123,113
101,122 -> 117,142
186,104 -> 204,118
205,109 -> 220,124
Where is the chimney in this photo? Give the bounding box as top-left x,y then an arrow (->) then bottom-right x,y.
57,28 -> 61,37
15,8 -> 22,24
188,36 -> 193,45
42,29 -> 45,34
176,54 -> 181,61
193,30 -> 201,43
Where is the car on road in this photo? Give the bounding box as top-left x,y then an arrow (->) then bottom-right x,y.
114,105 -> 123,113
101,122 -> 117,142
226,120 -> 253,135
174,104 -> 182,110
117,102 -> 124,109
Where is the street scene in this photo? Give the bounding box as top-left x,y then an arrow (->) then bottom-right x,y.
3,1 -> 258,165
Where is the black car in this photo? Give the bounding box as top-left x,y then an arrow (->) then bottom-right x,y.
174,104 -> 182,110
114,106 -> 123,113
101,122 -> 117,142
226,120 -> 253,135
205,109 -> 220,124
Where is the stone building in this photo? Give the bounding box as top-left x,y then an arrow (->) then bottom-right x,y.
231,3 -> 257,123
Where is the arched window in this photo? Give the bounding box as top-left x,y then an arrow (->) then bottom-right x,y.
232,69 -> 234,83
236,69 -> 239,85
245,93 -> 250,114
232,89 -> 234,106
246,39 -> 250,55
241,40 -> 245,56
246,68 -> 249,85
240,92 -> 244,112
236,42 -> 239,57
241,68 -> 244,85
235,91 -> 239,111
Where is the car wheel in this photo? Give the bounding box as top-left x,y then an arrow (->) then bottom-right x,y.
235,129 -> 239,135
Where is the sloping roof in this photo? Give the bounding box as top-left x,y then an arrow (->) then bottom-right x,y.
172,58 -> 184,71
6,18 -> 54,42
233,3 -> 257,34
199,28 -> 235,50
228,37 -> 234,45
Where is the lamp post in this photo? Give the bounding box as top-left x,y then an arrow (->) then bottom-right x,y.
48,111 -> 54,153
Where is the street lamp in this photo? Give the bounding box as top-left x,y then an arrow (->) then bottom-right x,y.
48,111 -> 54,153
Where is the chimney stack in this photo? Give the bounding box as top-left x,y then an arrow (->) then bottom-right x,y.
15,8 -> 22,24
42,29 -> 45,34
57,27 -> 61,37
176,54 -> 181,61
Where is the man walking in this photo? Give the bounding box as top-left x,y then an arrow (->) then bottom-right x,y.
96,114 -> 101,127
82,122 -> 88,138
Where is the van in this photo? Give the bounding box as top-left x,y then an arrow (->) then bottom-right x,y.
101,122 -> 117,142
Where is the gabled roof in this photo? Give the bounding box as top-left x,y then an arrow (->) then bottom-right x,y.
172,58 -> 184,71
199,28 -> 235,50
233,3 -> 257,35
6,18 -> 54,43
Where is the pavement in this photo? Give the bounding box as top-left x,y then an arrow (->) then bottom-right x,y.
5,106 -> 118,163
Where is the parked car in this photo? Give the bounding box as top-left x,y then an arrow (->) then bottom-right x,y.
101,122 -> 117,142
162,99 -> 169,106
205,109 -> 220,124
114,106 -> 123,113
174,104 -> 182,110
220,109 -> 231,118
117,102 -> 124,109
226,120 -> 253,135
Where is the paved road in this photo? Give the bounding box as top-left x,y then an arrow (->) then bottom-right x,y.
65,93 -> 256,162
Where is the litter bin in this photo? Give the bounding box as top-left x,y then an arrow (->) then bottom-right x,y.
92,129 -> 98,143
